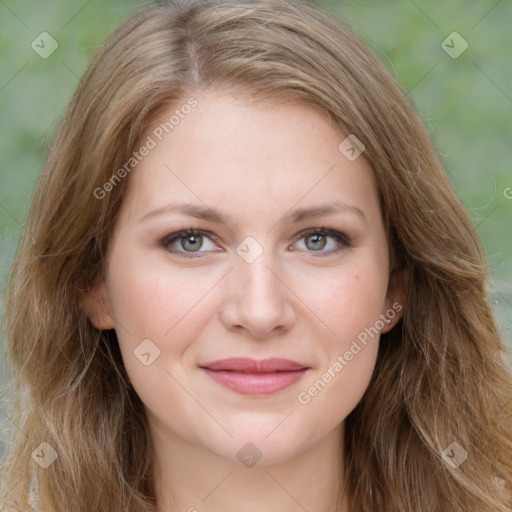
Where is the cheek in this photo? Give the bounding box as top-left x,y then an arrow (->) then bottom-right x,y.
295,267 -> 384,423
106,244 -> 221,338
104,246 -> 227,388
296,341 -> 378,435
306,260 -> 389,340
294,259 -> 386,414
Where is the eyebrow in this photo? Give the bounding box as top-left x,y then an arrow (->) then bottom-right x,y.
139,200 -> 367,226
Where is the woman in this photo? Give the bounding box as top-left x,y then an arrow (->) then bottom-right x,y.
1,0 -> 511,510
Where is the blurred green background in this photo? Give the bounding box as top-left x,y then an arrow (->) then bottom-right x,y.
1,0 -> 511,395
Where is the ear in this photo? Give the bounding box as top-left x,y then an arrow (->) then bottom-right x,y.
78,281 -> 115,330
380,268 -> 407,334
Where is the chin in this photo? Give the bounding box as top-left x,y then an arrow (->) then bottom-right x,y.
210,428 -> 314,467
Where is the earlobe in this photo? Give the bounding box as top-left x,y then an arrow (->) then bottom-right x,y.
78,282 -> 115,330
380,269 -> 407,334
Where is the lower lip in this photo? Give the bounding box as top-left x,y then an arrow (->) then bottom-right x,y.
201,368 -> 308,395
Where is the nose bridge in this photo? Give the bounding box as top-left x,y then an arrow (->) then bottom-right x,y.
220,235 -> 295,336
234,237 -> 281,303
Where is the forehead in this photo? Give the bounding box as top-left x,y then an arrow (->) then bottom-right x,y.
119,88 -> 381,229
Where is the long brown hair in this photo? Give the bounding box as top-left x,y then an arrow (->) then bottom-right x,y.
1,0 -> 511,510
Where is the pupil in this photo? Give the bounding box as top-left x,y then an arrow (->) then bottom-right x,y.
307,234 -> 326,250
182,235 -> 202,252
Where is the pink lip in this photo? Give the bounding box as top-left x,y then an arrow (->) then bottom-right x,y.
199,358 -> 310,395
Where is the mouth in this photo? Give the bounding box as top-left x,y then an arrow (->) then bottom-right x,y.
198,357 -> 310,396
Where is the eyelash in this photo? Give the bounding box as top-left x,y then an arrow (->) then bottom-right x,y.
161,227 -> 353,258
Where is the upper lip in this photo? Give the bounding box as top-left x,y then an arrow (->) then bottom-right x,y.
199,357 -> 309,373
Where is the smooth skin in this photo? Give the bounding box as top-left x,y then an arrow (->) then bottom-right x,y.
82,87 -> 405,512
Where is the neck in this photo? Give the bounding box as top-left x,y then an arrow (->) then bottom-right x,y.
150,418 -> 349,512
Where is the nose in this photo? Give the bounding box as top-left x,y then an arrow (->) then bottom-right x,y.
219,244 -> 296,338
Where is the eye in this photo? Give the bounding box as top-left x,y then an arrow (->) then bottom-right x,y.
161,228 -> 218,257
161,226 -> 352,258
291,227 -> 352,256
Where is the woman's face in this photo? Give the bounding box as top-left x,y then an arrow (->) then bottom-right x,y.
85,88 -> 403,465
